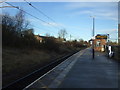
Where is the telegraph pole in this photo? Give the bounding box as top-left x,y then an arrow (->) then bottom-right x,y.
92,17 -> 95,59
90,16 -> 95,59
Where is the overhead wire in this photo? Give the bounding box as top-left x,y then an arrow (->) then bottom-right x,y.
4,2 -> 58,35
5,2 -> 49,23
5,2 -> 61,31
23,0 -> 65,30
24,0 -> 55,22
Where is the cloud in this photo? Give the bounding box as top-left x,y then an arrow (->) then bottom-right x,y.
27,18 -> 66,30
48,22 -> 62,27
41,22 -> 65,29
65,2 -> 117,9
97,29 -> 118,34
72,10 -> 117,21
6,0 -> 120,2
65,2 -> 117,21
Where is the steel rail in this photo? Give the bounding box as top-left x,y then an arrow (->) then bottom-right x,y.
2,51 -> 79,89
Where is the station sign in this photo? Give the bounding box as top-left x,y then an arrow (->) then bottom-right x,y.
95,35 -> 107,39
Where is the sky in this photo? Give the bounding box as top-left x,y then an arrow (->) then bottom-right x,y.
1,1 -> 118,41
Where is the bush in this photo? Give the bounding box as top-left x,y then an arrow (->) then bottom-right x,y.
43,37 -> 60,52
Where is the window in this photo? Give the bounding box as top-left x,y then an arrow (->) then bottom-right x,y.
96,41 -> 101,47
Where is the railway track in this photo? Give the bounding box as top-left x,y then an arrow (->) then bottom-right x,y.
2,51 -> 79,89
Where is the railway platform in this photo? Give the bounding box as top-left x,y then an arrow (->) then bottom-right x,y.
24,48 -> 118,89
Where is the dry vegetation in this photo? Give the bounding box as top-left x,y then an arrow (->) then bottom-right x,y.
2,11 -> 89,87
2,47 -> 66,86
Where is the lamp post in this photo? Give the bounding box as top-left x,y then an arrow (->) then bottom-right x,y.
107,34 -> 109,46
90,16 -> 95,59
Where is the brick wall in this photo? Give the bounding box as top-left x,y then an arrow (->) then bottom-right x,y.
94,39 -> 107,52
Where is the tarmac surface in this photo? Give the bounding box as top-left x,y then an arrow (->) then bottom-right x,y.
24,48 -> 118,89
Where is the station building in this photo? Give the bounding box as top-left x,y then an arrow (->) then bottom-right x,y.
94,34 -> 108,52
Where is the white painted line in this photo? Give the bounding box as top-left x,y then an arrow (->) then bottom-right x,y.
23,48 -> 87,89
48,50 -> 85,88
23,50 -> 81,89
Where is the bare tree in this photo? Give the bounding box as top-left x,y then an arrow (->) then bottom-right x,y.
2,13 -> 16,31
2,10 -> 31,46
58,29 -> 67,39
2,10 -> 30,33
15,10 -> 25,33
45,33 -> 50,37
23,20 -> 30,30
